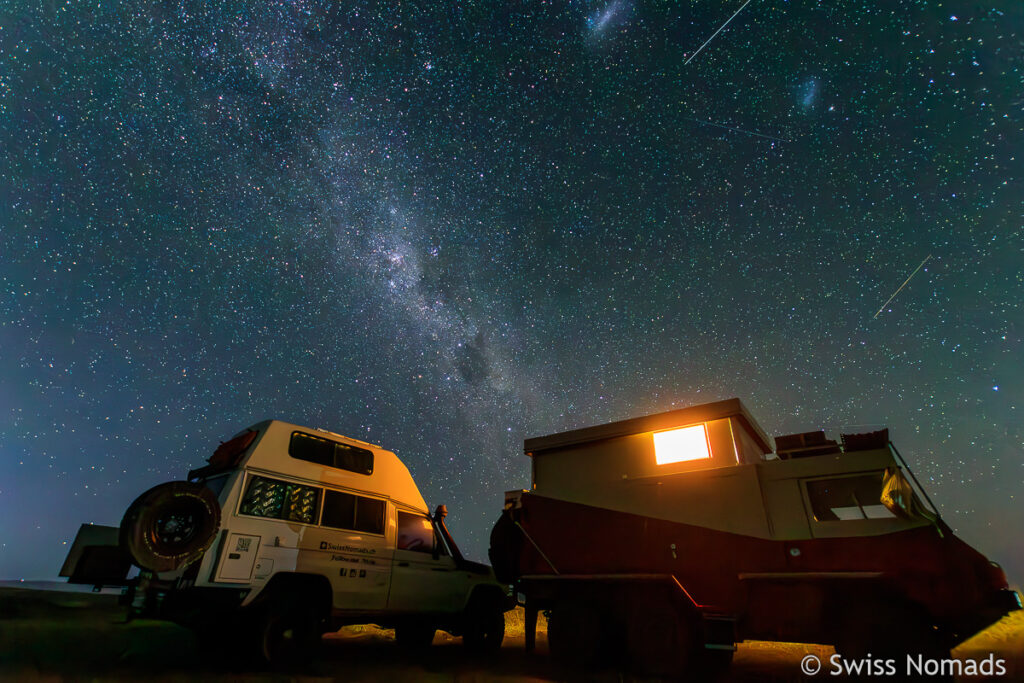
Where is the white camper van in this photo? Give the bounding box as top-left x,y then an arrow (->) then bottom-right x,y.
118,420 -> 509,664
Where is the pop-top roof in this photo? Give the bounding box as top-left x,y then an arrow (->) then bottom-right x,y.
524,397 -> 773,456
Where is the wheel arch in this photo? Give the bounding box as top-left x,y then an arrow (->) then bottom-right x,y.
253,571 -> 333,618
465,582 -> 510,613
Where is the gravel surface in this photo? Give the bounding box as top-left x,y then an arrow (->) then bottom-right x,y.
1,587 -> 1020,681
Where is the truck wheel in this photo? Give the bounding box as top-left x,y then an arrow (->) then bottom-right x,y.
836,603 -> 949,681
626,601 -> 698,678
120,481 -> 220,573
698,648 -> 735,680
394,622 -> 436,649
547,599 -> 604,668
462,599 -> 505,653
257,602 -> 322,667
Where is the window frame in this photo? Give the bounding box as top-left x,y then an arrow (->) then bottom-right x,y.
236,473 -> 324,527
395,510 -> 445,555
800,470 -> 914,539
288,430 -> 375,476
320,488 -> 387,537
234,471 -> 390,538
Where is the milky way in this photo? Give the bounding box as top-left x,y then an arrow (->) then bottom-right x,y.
1,2 -> 1022,584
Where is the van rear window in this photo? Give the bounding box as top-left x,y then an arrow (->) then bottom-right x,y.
289,432 -> 373,475
239,475 -> 320,525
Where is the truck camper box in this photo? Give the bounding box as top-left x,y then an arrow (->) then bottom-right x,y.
523,399 -> 776,538
490,398 -> 1021,678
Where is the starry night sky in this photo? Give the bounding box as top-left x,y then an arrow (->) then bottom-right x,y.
2,1 -> 1022,584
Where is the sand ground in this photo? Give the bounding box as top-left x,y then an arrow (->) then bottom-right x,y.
0,586 -> 1020,682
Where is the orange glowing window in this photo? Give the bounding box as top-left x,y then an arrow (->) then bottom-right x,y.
653,424 -> 711,464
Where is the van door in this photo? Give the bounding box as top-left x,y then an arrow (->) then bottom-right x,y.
387,510 -> 463,614
298,489 -> 391,611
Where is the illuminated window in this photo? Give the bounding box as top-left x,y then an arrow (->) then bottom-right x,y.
396,511 -> 441,554
239,475 -> 320,524
653,424 -> 711,464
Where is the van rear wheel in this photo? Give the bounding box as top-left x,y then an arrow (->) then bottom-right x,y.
257,602 -> 322,667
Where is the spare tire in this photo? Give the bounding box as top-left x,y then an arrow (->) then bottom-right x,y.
488,512 -> 523,585
120,481 -> 221,573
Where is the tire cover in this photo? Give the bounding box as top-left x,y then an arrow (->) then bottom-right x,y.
120,481 -> 221,573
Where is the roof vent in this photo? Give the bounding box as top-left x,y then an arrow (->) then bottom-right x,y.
774,430 -> 841,459
841,429 -> 889,452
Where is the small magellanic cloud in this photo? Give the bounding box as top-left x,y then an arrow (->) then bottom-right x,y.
798,78 -> 819,109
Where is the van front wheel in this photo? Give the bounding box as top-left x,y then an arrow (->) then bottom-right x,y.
462,601 -> 505,653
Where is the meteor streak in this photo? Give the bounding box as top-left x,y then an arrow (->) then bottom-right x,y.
873,254 -> 932,319
683,117 -> 790,143
685,0 -> 755,65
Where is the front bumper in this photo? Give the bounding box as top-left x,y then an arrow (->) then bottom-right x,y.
947,588 -> 1022,647
1000,588 -> 1023,613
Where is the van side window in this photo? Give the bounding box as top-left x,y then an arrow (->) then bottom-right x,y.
806,472 -> 897,521
289,431 -> 374,475
321,490 -> 385,535
397,511 -> 438,554
239,475 -> 320,524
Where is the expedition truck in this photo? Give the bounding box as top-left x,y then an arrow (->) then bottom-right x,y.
110,419 -> 508,664
489,398 -> 1021,678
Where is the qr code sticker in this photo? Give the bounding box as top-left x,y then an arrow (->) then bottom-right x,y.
236,537 -> 252,552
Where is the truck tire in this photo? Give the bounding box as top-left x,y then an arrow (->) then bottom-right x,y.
257,602 -> 322,667
547,598 -> 604,668
626,600 -> 698,678
698,648 -> 735,680
836,603 -> 950,682
120,481 -> 220,573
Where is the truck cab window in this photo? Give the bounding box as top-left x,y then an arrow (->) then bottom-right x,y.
805,473 -> 897,521
397,511 -> 441,554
